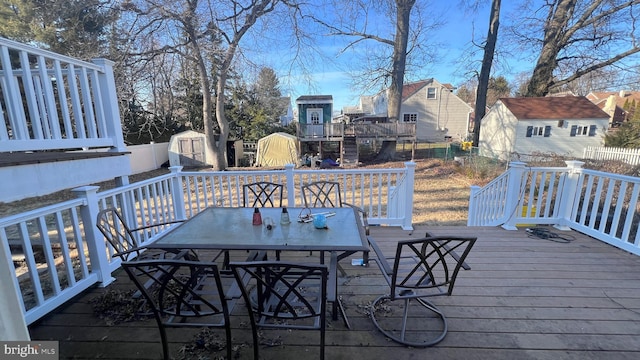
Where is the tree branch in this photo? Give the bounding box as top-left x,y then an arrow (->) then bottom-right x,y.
551,46 -> 640,89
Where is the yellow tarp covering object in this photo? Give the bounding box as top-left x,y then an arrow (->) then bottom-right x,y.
255,132 -> 300,167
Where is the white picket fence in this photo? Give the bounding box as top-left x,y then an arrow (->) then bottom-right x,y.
583,146 -> 640,165
468,161 -> 640,256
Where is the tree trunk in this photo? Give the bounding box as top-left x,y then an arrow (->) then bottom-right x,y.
472,0 -> 501,147
187,24 -> 220,170
213,43 -> 241,171
376,0 -> 415,161
526,0 -> 576,97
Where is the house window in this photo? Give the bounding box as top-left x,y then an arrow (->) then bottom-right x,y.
403,113 -> 418,122
526,125 -> 551,137
426,87 -> 437,99
570,124 -> 597,137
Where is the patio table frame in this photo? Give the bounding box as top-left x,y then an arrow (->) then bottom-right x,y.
147,206 -> 369,328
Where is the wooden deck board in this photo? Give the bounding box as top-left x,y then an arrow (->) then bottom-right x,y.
28,225 -> 640,359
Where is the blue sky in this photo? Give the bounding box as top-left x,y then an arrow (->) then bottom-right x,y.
271,2 -> 529,113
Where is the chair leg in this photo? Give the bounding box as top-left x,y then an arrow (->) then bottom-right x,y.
370,295 -> 448,347
158,325 -> 170,360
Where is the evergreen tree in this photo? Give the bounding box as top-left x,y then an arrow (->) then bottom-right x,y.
605,119 -> 640,148
1,0 -> 115,59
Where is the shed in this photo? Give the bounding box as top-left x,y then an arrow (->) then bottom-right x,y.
168,130 -> 209,167
255,132 -> 300,167
479,96 -> 609,161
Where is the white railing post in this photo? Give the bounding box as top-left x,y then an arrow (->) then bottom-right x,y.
169,166 -> 187,220
467,185 -> 481,226
72,185 -> 115,286
284,164 -> 296,206
501,161 -> 527,230
1,230 -> 30,340
401,162 -> 416,230
0,45 -> 29,139
92,58 -> 127,152
554,160 -> 585,230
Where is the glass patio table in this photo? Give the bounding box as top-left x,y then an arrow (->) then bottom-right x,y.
148,206 -> 369,328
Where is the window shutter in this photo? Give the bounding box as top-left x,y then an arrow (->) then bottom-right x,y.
544,126 -> 551,137
526,126 -> 533,137
570,125 -> 577,137
588,125 -> 597,136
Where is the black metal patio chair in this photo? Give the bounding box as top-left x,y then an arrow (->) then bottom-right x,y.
96,207 -> 197,262
97,208 -> 206,314
121,259 -> 234,360
242,181 -> 283,208
229,261 -> 328,360
301,180 -> 369,235
301,180 -> 369,269
238,181 -> 283,263
368,235 -> 476,347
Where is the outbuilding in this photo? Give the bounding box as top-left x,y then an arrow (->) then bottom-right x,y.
255,132 -> 300,167
479,96 -> 609,161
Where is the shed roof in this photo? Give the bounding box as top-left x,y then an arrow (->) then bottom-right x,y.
295,95 -> 333,103
499,96 -> 609,120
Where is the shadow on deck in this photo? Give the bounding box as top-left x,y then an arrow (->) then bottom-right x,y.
29,225 -> 640,359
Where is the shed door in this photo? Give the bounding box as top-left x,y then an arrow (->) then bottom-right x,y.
178,137 -> 205,167
306,108 -> 324,137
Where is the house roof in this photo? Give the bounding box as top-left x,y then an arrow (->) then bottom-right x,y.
499,96 -> 609,120
402,80 -> 431,100
401,79 -> 456,101
587,90 -> 640,108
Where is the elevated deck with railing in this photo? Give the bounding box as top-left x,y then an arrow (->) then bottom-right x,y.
296,122 -> 416,141
0,37 -> 130,202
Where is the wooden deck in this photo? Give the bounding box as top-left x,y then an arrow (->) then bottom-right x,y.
28,225 -> 640,359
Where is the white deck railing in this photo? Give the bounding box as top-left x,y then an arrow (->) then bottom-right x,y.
469,161 -> 640,256
0,37 -> 125,152
1,163 -> 415,326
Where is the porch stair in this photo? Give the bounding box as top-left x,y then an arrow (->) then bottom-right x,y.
342,136 -> 359,167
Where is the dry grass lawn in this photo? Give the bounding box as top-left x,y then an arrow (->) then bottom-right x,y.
359,159 -> 475,226
1,159 -> 479,226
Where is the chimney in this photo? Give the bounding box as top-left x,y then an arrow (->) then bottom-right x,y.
619,90 -> 626,97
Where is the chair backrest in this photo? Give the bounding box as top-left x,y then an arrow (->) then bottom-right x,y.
243,181 -> 283,207
230,261 -> 327,324
230,261 -> 327,359
121,259 -> 231,322
96,208 -> 142,261
301,181 -> 342,208
121,259 -> 232,359
389,236 -> 476,299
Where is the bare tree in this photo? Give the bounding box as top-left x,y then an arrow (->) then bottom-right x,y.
472,0 -> 501,147
120,0 -> 293,170
311,0 -> 442,160
515,0 -> 640,97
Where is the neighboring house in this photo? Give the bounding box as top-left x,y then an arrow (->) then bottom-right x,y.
586,90 -> 640,128
346,79 -> 473,142
479,96 -> 609,161
278,96 -> 294,126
